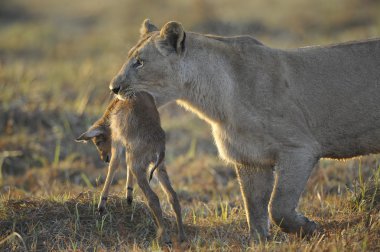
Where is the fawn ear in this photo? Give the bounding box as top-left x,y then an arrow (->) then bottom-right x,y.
75,128 -> 103,143
156,21 -> 186,56
140,19 -> 158,36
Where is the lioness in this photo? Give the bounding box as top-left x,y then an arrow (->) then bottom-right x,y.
109,19 -> 380,241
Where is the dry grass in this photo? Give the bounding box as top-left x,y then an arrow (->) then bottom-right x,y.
1,174 -> 379,251
1,0 -> 380,251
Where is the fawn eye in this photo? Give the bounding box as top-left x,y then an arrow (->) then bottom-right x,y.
132,58 -> 143,69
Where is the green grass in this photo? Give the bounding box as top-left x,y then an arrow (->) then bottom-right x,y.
1,0 -> 380,251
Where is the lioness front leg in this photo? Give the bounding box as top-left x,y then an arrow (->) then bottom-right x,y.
235,165 -> 274,242
270,150 -> 319,236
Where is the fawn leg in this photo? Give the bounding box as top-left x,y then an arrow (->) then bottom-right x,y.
130,160 -> 171,245
157,164 -> 186,242
125,157 -> 134,205
97,143 -> 122,214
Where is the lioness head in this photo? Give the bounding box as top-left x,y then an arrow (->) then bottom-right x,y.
109,19 -> 186,106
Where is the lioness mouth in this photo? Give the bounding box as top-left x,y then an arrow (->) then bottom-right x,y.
117,89 -> 135,100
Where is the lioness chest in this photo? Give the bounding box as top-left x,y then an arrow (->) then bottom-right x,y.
211,123 -> 278,167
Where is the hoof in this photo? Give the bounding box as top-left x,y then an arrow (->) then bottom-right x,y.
127,196 -> 133,205
163,240 -> 172,248
178,234 -> 186,244
97,206 -> 106,215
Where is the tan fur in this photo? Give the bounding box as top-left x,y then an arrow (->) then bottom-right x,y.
108,20 -> 380,242
76,93 -> 185,244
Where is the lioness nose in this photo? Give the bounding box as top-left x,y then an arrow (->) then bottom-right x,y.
111,86 -> 120,94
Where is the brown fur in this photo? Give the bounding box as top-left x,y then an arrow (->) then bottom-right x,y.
76,92 -> 185,244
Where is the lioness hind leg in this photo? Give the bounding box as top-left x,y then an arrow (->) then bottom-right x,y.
235,165 -> 274,242
270,150 -> 319,236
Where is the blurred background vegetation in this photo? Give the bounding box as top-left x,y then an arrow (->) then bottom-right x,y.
1,0 -> 380,250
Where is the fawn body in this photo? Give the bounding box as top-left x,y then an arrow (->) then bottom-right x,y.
77,92 -> 185,244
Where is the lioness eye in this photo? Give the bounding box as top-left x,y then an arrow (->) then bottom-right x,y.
132,58 -> 143,69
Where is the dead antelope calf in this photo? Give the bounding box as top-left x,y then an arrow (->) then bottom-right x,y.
76,92 -> 185,244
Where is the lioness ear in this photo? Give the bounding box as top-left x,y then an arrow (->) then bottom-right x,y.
157,21 -> 186,55
75,128 -> 104,143
140,19 -> 158,36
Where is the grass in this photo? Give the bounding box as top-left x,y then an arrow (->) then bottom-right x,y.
1,184 -> 379,251
1,0 -> 380,251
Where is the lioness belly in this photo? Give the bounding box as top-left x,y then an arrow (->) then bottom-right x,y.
320,127 -> 380,159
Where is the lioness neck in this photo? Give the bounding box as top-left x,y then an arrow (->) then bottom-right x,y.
177,33 -> 240,125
